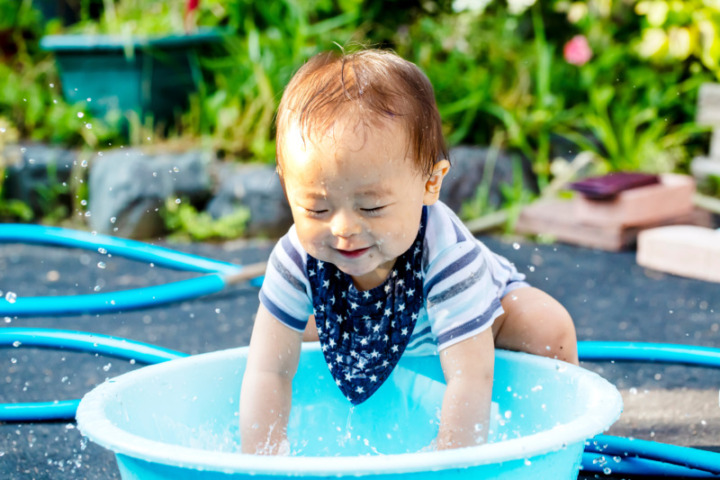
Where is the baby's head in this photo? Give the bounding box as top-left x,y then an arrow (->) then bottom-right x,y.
275,49 -> 448,177
275,49 -> 450,289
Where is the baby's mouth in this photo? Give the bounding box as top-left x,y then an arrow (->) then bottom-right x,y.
336,247 -> 370,258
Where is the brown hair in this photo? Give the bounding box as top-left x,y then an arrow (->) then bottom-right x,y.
275,49 -> 448,176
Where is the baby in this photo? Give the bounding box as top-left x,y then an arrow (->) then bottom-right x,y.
239,48 -> 577,454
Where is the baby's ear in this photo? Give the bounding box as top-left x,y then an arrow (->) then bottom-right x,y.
423,160 -> 450,205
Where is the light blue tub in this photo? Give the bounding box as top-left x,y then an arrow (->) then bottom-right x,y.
77,344 -> 622,480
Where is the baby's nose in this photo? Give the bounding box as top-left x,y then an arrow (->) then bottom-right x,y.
330,211 -> 362,238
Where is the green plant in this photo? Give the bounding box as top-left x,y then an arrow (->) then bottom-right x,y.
70,0 -> 226,35
631,0 -> 720,79
185,1 -> 365,161
0,0 -> 120,148
34,161 -> 72,221
554,0 -> 716,172
161,196 -> 251,241
0,160 -> 34,222
697,173 -> 720,198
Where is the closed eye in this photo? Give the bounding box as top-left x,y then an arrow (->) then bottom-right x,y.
302,207 -> 328,217
361,206 -> 385,216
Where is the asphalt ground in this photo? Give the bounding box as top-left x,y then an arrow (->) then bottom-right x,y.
1,232 -> 719,479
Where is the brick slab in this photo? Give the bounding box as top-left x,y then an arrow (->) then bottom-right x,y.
516,199 -> 712,251
574,174 -> 695,227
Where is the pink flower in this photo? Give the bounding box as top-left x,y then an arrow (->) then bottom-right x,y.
563,35 -> 593,66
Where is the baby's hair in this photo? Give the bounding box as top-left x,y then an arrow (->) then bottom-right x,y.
275,48 -> 448,176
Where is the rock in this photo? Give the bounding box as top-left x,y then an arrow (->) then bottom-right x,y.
441,145 -> 537,214
206,163 -> 292,238
88,147 -> 213,238
2,143 -> 77,217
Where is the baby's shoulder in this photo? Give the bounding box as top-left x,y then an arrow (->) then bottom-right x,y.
269,224 -> 309,268
424,202 -> 479,258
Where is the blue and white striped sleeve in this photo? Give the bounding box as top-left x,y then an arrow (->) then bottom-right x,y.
424,240 -> 506,351
258,227 -> 314,332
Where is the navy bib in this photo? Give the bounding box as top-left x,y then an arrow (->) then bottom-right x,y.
307,208 -> 426,404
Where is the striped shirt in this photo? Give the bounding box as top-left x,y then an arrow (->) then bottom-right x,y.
259,201 -> 528,354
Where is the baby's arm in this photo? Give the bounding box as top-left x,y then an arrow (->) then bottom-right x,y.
436,327 -> 495,450
240,303 -> 303,454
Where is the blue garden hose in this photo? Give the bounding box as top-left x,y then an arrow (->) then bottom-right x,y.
0,223 -> 264,317
578,342 -> 720,478
0,224 -> 240,274
0,328 -> 187,422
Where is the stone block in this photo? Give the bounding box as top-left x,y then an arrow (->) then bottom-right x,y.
206,163 -> 292,238
573,174 -> 695,227
690,156 -> 720,182
88,148 -> 213,238
441,145 -> 537,214
637,226 -> 720,283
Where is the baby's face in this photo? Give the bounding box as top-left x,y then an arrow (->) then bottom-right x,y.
280,119 -> 432,290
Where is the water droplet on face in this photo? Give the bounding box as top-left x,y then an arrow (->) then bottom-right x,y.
4,292 -> 17,304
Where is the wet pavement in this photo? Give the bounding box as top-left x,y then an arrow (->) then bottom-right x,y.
1,232 -> 719,479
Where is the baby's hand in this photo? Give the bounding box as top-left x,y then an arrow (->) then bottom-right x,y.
418,438 -> 438,453
277,438 -> 291,456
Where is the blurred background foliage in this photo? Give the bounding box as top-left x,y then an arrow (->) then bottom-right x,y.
1,0 -> 719,225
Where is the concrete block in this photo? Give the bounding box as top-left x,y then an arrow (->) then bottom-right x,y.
574,174 -> 695,227
637,226 -> 720,283
690,156 -> 720,181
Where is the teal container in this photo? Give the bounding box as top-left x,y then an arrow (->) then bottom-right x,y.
77,345 -> 622,480
39,29 -> 223,123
